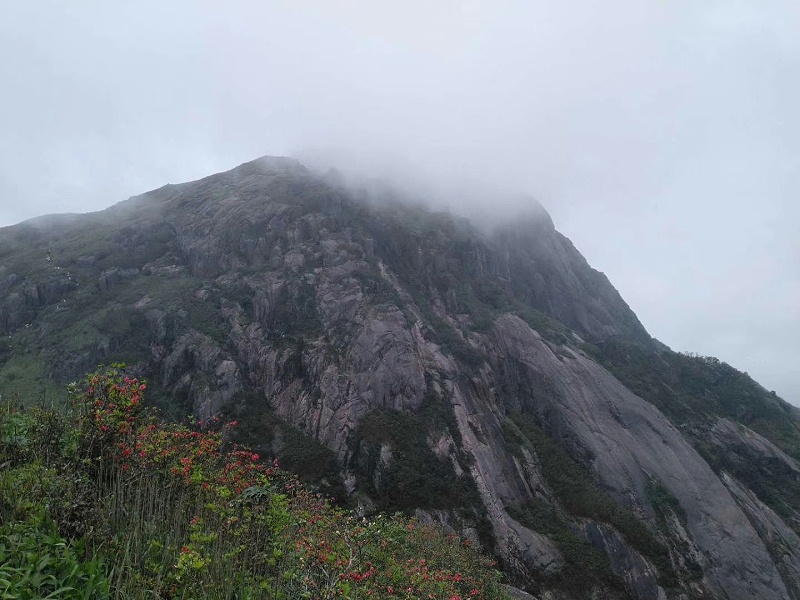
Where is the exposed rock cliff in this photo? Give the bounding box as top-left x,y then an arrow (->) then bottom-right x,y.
1,156 -> 799,599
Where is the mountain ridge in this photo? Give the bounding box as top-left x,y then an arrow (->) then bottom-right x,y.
1,156 -> 799,599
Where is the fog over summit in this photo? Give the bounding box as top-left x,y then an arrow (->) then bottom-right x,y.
1,1 -> 798,403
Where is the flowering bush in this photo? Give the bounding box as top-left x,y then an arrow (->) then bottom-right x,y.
1,367 -> 508,599
69,364 -> 145,461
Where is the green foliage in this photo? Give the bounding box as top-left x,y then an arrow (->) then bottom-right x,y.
506,501 -> 561,536
428,316 -> 485,370
643,478 -> 703,582
0,353 -> 63,408
0,368 -> 507,600
504,414 -> 677,588
692,433 -> 800,525
595,341 -> 800,456
0,514 -> 109,600
353,402 -> 481,513
646,478 -> 686,524
549,531 -> 627,598
0,408 -> 32,465
221,394 -> 345,497
507,503 -> 630,597
514,307 -> 572,346
0,218 -> 231,387
594,339 -> 800,531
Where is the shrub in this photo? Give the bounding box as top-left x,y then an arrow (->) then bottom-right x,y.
0,367 -> 508,600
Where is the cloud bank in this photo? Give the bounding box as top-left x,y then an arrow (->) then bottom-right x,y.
0,0 -> 797,402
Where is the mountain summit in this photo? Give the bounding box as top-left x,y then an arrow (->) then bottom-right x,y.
1,157 -> 799,599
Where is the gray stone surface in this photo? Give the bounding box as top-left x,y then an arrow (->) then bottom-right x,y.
492,314 -> 791,599
1,156 -> 799,599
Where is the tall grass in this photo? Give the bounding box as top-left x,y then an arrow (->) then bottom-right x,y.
0,367 -> 507,599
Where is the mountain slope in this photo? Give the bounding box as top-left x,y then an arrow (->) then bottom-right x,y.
1,156 -> 799,599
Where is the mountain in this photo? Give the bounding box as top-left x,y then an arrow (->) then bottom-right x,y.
1,156 -> 799,599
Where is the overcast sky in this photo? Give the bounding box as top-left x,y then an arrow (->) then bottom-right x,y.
1,1 -> 798,404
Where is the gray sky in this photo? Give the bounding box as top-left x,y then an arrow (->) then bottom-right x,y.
1,1 -> 798,404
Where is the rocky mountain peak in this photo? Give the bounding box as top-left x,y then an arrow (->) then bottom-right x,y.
1,156 -> 799,599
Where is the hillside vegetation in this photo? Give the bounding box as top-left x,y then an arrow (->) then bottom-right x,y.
0,366 -> 506,600
589,339 -> 800,534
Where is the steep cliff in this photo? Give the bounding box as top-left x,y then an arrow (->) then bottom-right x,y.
1,156 -> 798,599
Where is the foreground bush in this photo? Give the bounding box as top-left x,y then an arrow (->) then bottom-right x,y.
0,366 -> 506,599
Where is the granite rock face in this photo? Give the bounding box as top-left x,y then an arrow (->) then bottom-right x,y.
1,156 -> 799,599
490,315 -> 790,599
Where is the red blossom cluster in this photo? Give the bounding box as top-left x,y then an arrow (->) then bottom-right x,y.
73,369 -> 146,437
69,367 -> 504,599
73,367 -> 276,495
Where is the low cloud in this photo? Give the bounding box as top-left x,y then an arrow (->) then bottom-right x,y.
0,1 -> 797,402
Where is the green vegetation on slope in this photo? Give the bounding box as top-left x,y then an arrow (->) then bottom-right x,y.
589,340 -> 800,455
503,413 -> 677,594
352,399 -> 480,514
220,391 -> 347,499
0,366 -> 506,600
588,339 -> 800,531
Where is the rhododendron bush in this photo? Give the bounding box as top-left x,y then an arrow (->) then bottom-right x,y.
0,366 -> 507,599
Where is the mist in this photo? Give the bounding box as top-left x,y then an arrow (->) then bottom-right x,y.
0,1 -> 798,403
